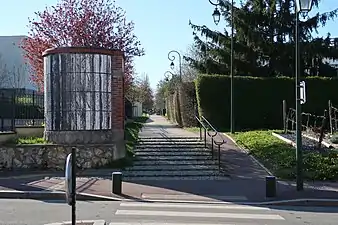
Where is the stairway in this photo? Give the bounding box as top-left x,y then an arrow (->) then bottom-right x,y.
123,136 -> 228,181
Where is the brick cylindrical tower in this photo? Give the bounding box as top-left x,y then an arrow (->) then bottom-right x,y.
42,47 -> 125,156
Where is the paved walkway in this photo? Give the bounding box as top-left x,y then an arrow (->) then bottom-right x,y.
2,115 -> 338,203
138,115 -> 200,138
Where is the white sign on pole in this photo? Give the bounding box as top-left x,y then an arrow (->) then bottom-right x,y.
299,81 -> 306,105
65,153 -> 72,206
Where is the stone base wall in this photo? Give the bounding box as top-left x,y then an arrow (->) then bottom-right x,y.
0,143 -> 125,171
44,129 -> 124,144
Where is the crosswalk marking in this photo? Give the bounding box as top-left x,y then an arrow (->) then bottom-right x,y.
115,210 -> 285,220
120,202 -> 271,211
140,194 -> 247,201
109,223 -> 235,225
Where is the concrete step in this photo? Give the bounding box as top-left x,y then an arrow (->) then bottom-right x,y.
123,176 -> 230,181
134,148 -> 208,153
136,145 -> 206,149
139,137 -> 200,140
135,155 -> 212,161
124,164 -> 218,171
135,151 -> 211,156
123,170 -> 221,177
138,141 -> 204,145
133,160 -> 218,166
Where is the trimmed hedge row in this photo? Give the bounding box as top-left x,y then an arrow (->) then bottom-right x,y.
195,75 -> 338,131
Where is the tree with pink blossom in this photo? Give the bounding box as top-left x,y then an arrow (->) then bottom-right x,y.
21,0 -> 144,91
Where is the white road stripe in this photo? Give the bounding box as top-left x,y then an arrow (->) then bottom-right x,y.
109,223 -> 235,225
120,202 -> 271,211
141,194 -> 246,201
115,210 -> 285,220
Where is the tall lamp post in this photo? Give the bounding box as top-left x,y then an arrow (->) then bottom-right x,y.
163,70 -> 175,116
168,50 -> 182,82
209,0 -> 235,133
295,0 -> 313,191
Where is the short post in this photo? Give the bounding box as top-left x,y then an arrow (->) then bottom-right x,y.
218,145 -> 221,171
199,123 -> 202,140
71,147 -> 76,225
112,172 -> 122,195
265,176 -> 277,198
211,137 -> 214,159
283,100 -> 287,133
329,100 -> 333,134
204,128 -> 207,148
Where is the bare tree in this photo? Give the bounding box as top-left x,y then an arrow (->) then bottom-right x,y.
0,54 -> 10,88
9,64 -> 26,89
169,45 -> 200,83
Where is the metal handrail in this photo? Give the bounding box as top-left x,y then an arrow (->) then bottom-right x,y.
195,115 -> 227,171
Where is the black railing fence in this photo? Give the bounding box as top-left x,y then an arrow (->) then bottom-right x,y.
0,89 -> 44,132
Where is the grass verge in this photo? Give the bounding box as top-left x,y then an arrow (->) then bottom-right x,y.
230,130 -> 338,181
2,136 -> 48,145
184,127 -> 200,133
104,116 -> 148,169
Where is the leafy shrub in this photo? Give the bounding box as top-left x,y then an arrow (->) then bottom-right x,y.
231,130 -> 338,180
196,75 -> 338,131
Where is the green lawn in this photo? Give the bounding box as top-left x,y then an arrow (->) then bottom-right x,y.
229,130 -> 338,181
104,116 -> 149,169
125,116 -> 149,156
184,127 -> 200,133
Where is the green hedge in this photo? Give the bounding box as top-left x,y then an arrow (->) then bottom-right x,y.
195,75 -> 338,131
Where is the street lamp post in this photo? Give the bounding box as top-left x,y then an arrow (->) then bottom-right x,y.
168,50 -> 182,82
209,0 -> 235,133
164,70 -> 175,82
295,0 -> 313,191
163,70 -> 176,117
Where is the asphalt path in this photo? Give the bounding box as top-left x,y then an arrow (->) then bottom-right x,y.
1,199 -> 338,225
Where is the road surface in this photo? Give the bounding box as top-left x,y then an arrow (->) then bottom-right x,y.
0,199 -> 338,225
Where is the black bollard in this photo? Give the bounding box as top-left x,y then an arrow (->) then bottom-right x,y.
112,172 -> 122,194
265,176 -> 277,198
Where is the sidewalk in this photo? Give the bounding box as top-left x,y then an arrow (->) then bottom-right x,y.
1,115 -> 338,205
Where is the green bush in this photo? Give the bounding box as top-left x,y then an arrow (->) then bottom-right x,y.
195,75 -> 338,131
231,130 -> 338,180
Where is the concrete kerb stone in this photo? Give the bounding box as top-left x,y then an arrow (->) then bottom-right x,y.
222,133 -> 274,176
0,190 -> 123,201
45,219 -> 106,225
257,198 -> 338,207
4,189 -> 338,207
134,198 -> 338,207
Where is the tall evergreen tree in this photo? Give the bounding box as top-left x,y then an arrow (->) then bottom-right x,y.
185,0 -> 338,77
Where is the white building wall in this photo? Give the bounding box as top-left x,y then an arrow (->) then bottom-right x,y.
133,102 -> 143,117
0,35 -> 37,90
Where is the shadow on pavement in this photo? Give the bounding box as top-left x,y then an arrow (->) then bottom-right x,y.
127,125 -> 338,213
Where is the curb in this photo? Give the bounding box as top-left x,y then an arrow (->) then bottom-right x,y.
132,198 -> 338,207
3,190 -> 338,207
0,190 -> 122,201
223,133 -> 274,176
257,198 -> 338,207
0,173 -> 63,180
45,219 -> 106,225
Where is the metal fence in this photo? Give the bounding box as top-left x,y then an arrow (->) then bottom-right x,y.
0,89 -> 44,132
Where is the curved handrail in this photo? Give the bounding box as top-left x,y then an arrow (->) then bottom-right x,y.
195,116 -> 208,130
195,115 -> 227,172
201,116 -> 218,132
201,116 -> 217,138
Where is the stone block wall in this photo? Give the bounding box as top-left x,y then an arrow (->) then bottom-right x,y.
0,143 -> 124,171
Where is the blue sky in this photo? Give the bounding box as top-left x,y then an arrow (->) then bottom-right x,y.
0,0 -> 337,90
